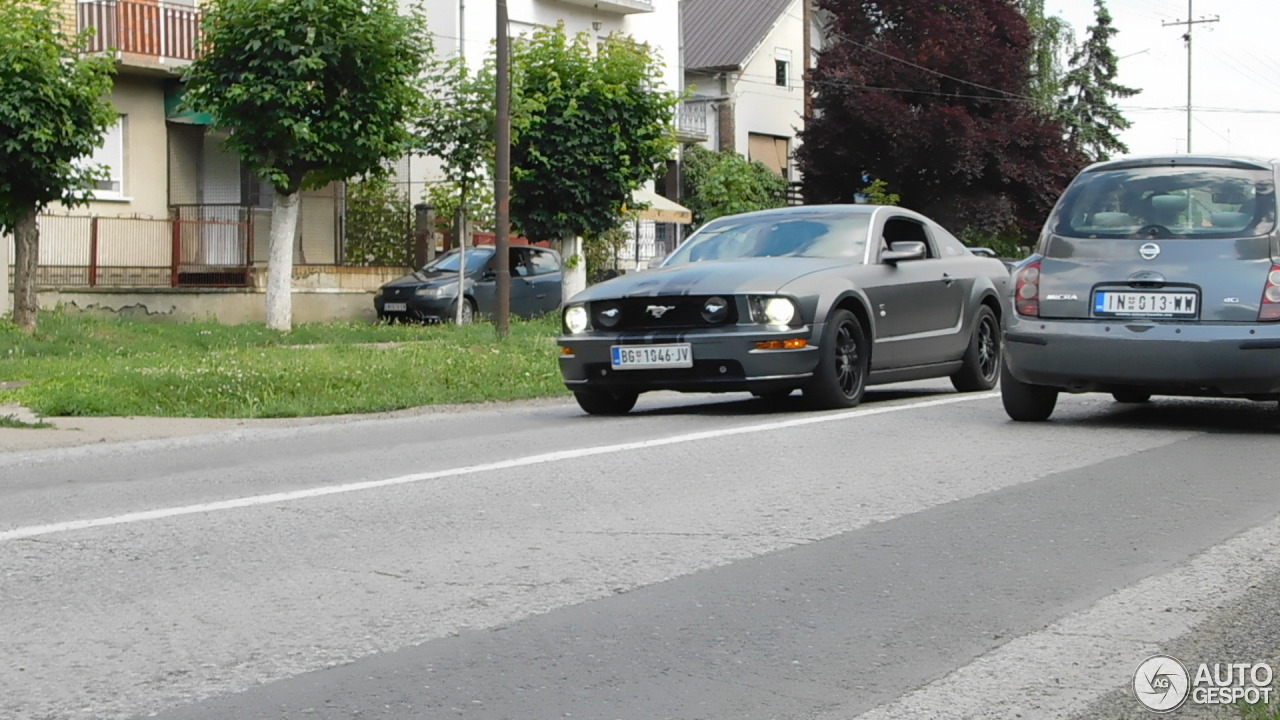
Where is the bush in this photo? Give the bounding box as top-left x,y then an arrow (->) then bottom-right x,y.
343,176 -> 413,266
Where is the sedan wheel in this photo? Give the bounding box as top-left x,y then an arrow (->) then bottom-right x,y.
574,388 -> 639,416
950,305 -> 1001,392
449,298 -> 476,325
1000,361 -> 1059,421
803,309 -> 868,410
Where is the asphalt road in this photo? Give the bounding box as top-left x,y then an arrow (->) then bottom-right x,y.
2,383 -> 1279,719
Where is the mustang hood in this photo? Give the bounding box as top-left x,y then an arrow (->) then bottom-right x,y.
570,258 -> 844,302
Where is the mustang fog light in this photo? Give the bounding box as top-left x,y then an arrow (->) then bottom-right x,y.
701,296 -> 730,323
564,305 -> 589,334
594,301 -> 622,329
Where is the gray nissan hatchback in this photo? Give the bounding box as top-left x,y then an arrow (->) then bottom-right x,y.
1001,155 -> 1280,421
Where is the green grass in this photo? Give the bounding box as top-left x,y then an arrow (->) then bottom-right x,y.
0,311 -> 569,418
1240,696 -> 1280,720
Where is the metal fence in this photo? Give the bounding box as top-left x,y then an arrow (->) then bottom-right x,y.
4,211 -> 253,288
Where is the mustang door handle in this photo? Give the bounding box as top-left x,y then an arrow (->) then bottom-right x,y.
941,273 -> 956,286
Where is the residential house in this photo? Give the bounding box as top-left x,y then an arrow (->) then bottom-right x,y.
5,0 -> 696,321
4,0 -> 367,323
681,0 -> 807,181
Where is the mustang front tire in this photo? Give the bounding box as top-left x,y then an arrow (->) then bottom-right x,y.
951,305 -> 1002,392
1000,361 -> 1059,421
803,309 -> 869,410
573,388 -> 639,415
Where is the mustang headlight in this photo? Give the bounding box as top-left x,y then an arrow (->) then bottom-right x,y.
750,296 -> 798,326
564,305 -> 590,334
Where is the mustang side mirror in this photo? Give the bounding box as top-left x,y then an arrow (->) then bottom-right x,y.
882,241 -> 926,264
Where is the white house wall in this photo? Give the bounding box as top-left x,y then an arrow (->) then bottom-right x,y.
729,0 -> 804,177
681,0 -> 804,177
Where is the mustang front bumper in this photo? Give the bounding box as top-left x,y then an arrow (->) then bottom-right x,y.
557,324 -> 824,394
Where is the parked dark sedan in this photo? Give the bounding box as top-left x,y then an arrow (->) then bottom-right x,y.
1002,154 -> 1280,421
557,205 -> 1012,414
375,245 -> 562,323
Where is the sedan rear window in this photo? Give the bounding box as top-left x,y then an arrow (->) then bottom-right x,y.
664,213 -> 871,266
1050,165 -> 1276,239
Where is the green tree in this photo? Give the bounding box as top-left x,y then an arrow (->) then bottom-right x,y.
0,0 -> 116,332
508,25 -> 679,299
1022,0 -> 1075,116
681,145 -> 787,226
343,175 -> 412,267
183,0 -> 437,331
1057,0 -> 1138,162
415,56 -> 496,322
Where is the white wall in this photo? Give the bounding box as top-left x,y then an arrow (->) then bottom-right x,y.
728,0 -> 804,177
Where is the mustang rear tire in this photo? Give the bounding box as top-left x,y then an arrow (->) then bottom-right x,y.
1000,361 -> 1058,421
803,309 -> 869,410
950,305 -> 1001,392
573,388 -> 639,415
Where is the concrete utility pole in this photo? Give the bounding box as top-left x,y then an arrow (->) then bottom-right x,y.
1163,0 -> 1218,153
495,0 -> 511,336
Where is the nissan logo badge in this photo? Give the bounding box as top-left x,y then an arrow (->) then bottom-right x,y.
1139,242 -> 1161,260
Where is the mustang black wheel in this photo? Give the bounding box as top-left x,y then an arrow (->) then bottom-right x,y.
951,305 -> 1001,392
448,297 -> 476,325
1112,391 -> 1152,403
573,388 -> 639,415
803,309 -> 868,410
1000,361 -> 1058,421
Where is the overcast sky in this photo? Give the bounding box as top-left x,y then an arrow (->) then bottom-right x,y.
1046,0 -> 1280,159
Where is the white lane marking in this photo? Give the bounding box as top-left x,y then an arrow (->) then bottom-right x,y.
0,392 -> 995,542
840,512 -> 1280,720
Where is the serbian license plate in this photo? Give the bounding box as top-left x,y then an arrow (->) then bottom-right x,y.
383,302 -> 408,312
1094,291 -> 1198,318
611,344 -> 693,369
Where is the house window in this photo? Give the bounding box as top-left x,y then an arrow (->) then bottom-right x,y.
774,49 -> 792,88
82,115 -> 126,199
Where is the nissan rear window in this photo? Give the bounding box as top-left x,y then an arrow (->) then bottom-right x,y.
1050,165 -> 1276,239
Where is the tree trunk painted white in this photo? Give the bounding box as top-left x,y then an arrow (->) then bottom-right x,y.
11,207 -> 39,331
265,190 -> 301,332
559,234 -> 586,301
0,211 -> 11,320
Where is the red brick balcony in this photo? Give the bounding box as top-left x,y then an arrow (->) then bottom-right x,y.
78,0 -> 201,73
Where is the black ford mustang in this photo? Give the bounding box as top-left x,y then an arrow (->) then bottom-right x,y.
557,205 -> 1011,415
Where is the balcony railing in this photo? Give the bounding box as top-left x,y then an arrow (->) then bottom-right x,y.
78,0 -> 201,65
676,98 -> 712,141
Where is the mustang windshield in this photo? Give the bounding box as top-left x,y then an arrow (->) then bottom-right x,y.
420,246 -> 495,273
1050,165 -> 1277,239
663,213 -> 871,266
